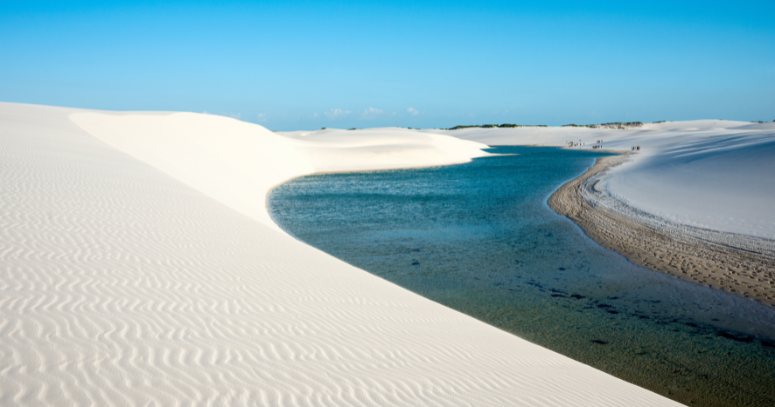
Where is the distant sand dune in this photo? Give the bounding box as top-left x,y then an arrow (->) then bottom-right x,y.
0,103 -> 677,406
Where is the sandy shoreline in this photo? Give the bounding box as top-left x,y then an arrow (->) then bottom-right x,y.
548,152 -> 775,308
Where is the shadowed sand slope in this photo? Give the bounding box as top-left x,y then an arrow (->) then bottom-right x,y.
0,102 -> 678,406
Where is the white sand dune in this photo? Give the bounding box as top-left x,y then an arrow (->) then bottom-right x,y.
437,121 -> 775,239
0,102 -> 678,406
0,103 -> 675,406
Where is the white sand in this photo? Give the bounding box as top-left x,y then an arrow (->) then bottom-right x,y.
0,102 -> 678,406
436,121 -> 775,239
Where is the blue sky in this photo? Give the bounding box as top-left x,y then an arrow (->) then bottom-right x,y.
1,1 -> 773,130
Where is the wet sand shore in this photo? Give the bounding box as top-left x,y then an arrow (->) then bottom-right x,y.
548,152 -> 775,308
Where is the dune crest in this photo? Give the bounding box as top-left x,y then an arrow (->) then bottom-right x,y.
70,111 -> 314,230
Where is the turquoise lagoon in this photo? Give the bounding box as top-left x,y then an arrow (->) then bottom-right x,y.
268,146 -> 775,407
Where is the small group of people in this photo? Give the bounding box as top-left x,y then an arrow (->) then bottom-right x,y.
631,146 -> 641,151
567,140 -> 607,149
568,139 -> 598,147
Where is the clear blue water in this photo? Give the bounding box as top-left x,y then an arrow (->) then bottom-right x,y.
268,146 -> 775,407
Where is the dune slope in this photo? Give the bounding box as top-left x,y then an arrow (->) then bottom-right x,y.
0,103 -> 677,406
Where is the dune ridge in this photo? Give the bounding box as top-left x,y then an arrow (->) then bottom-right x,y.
0,102 -> 678,406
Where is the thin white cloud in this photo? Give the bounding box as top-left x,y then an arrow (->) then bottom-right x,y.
322,107 -> 387,120
324,108 -> 351,118
407,107 -> 419,116
256,113 -> 268,122
361,107 -> 384,118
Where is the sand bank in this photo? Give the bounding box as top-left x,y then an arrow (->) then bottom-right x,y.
439,120 -> 775,239
548,153 -> 775,307
0,102 -> 677,406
